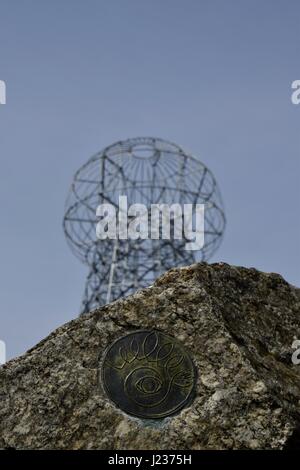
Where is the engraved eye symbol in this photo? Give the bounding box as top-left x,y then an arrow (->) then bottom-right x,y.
135,375 -> 162,395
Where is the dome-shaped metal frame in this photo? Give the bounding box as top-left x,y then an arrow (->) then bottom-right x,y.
64,137 -> 226,313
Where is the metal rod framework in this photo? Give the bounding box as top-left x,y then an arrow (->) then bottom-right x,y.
63,137 -> 226,314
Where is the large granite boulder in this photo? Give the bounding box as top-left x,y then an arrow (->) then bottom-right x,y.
1,262 -> 300,449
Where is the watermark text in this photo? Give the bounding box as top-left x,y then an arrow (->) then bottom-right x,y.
0,340 -> 6,365
0,80 -> 6,105
96,196 -> 205,251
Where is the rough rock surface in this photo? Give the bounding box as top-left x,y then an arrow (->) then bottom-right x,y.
1,262 -> 300,450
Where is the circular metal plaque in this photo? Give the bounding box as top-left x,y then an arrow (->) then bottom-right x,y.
102,329 -> 196,419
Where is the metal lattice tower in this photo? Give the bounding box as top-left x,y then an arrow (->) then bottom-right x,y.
63,137 -> 226,313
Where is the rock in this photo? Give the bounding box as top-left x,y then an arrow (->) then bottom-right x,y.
0,262 -> 300,450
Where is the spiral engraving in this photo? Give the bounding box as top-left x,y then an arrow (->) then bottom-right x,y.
101,330 -> 196,419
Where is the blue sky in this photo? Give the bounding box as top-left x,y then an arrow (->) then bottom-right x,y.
0,0 -> 299,359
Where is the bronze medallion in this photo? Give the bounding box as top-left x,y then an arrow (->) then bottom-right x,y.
101,329 -> 196,419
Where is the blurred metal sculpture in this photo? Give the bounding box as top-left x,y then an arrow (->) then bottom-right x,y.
63,137 -> 225,314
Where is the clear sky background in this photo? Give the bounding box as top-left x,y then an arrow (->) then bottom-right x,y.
0,0 -> 299,360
